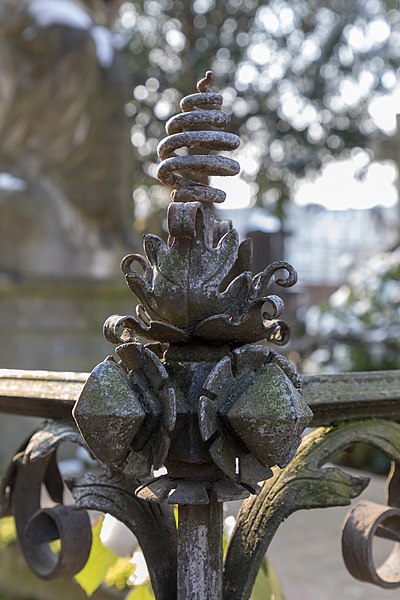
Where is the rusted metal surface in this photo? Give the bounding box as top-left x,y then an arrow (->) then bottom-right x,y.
157,71 -> 240,206
342,462 -> 400,589
342,500 -> 400,588
1,368 -> 400,424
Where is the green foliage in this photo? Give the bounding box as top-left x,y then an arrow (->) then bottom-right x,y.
104,558 -> 136,591
0,517 -> 16,550
116,0 -> 399,227
251,557 -> 285,600
303,248 -> 400,373
74,518 -> 120,597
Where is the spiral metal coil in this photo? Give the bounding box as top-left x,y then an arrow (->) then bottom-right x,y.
156,71 -> 240,206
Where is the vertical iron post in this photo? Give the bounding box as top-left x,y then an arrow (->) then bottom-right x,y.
178,502 -> 223,600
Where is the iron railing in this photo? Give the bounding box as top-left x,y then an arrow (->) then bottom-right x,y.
1,72 -> 400,599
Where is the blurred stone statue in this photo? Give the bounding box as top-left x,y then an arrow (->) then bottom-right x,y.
0,0 -> 133,278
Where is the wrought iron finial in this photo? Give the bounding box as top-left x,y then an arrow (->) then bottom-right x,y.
73,72 -> 312,505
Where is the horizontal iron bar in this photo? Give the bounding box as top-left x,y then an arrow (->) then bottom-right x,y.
303,370 -> 400,425
0,369 -> 399,426
0,370 -> 86,419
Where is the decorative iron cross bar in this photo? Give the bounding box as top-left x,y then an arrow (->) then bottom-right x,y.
1,73 -> 400,599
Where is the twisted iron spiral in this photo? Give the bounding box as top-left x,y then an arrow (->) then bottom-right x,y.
156,71 -> 240,206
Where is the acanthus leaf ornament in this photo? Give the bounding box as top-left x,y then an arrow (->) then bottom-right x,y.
102,72 -> 297,349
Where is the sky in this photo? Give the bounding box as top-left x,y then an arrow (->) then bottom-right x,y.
294,153 -> 398,211
217,89 -> 400,213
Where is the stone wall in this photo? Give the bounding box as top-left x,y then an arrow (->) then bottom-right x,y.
0,276 -> 135,464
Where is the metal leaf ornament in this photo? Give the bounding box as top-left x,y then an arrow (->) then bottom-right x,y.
73,72 -> 312,505
224,419 -> 400,600
104,71 -> 296,347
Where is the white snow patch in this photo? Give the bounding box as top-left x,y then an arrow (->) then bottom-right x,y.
29,0 -> 92,30
0,172 -> 27,192
91,26 -> 115,68
28,0 -> 115,67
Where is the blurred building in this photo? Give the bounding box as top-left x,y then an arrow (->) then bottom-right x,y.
0,0 -> 135,372
286,203 -> 399,306
217,200 -> 399,340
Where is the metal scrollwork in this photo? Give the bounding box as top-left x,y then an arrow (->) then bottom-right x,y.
157,70 -> 240,206
342,463 -> 400,589
71,469 -> 177,599
5,422 -> 92,579
223,419 -> 400,600
1,420 -> 177,599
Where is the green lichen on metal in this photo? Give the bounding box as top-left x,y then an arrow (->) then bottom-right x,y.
73,358 -> 146,466
224,418 -> 400,600
227,364 -> 305,466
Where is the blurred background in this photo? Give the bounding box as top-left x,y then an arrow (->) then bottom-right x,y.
0,0 -> 400,598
